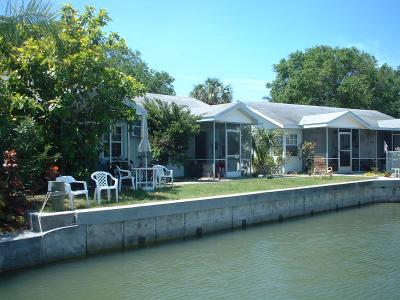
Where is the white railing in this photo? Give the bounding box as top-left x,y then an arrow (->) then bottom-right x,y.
386,151 -> 400,171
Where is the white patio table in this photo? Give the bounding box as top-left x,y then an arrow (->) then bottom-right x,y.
132,167 -> 157,190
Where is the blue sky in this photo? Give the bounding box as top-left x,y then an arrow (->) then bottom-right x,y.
52,0 -> 400,102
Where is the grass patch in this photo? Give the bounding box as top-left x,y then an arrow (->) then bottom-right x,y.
70,175 -> 370,208
31,176 -> 372,211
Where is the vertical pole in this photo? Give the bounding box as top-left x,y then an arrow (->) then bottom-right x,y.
225,123 -> 227,177
325,127 -> 329,169
392,131 -> 394,151
213,121 -> 216,178
358,129 -> 361,171
376,130 -> 378,170
282,131 -> 286,174
109,125 -> 112,168
239,124 -> 242,177
337,128 -> 339,171
127,122 -> 131,166
250,125 -> 253,176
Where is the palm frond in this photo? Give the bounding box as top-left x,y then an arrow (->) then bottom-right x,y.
0,0 -> 58,47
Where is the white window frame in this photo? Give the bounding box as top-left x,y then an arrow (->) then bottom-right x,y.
286,133 -> 298,156
131,116 -> 142,137
102,125 -> 124,159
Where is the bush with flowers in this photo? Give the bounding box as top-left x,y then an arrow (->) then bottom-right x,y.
0,150 -> 28,233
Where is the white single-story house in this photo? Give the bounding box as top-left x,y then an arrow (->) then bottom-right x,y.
101,93 -> 400,177
134,93 -> 264,177
248,102 -> 400,173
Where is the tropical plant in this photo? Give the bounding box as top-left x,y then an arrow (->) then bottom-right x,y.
143,98 -> 200,165
0,4 -> 145,181
300,141 -> 316,174
252,127 -> 283,176
0,150 -> 27,232
0,0 -> 57,47
190,78 -> 232,105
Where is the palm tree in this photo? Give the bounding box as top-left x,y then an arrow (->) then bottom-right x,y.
0,0 -> 57,47
252,128 -> 283,175
190,78 -> 232,105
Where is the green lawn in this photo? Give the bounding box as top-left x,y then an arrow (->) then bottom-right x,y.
32,175 -> 373,210
68,175 -> 370,208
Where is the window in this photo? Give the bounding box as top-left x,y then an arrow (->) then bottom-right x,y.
102,126 -> 123,159
272,135 -> 283,156
131,117 -> 141,137
286,133 -> 298,156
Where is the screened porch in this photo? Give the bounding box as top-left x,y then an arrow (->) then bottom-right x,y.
184,122 -> 252,178
302,128 -> 400,172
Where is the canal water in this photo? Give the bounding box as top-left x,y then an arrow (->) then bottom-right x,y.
1,203 -> 400,300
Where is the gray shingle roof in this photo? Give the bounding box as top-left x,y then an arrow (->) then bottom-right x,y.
247,102 -> 394,128
134,93 -> 259,122
134,93 -> 211,116
132,93 -> 399,130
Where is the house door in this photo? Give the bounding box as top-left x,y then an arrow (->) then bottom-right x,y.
226,129 -> 241,177
339,132 -> 352,173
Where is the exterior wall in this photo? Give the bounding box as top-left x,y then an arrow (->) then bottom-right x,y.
2,179 -> 400,273
222,109 -> 253,124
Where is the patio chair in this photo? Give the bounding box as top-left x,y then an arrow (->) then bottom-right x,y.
91,171 -> 119,204
312,156 -> 333,178
116,166 -> 135,192
153,165 -> 174,187
51,176 -> 89,210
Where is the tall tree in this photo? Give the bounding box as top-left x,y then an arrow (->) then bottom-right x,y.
0,0 -> 57,47
143,98 -> 200,165
190,78 -> 232,105
372,64 -> 400,117
267,46 -> 388,110
107,47 -> 175,95
0,4 -> 145,180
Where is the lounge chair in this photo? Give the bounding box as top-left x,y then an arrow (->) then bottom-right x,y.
312,156 -> 333,178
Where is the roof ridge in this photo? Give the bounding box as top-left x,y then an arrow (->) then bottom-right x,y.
247,101 -> 384,114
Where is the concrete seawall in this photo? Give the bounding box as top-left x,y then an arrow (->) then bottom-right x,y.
1,179 -> 399,273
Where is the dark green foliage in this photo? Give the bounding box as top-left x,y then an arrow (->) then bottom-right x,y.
190,78 -> 232,105
143,99 -> 200,165
301,141 -> 316,174
0,150 -> 27,232
0,3 -> 145,185
252,128 -> 284,176
267,46 -> 400,117
107,47 -> 175,95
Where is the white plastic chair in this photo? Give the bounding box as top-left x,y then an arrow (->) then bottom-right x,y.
153,165 -> 174,187
116,166 -> 135,192
49,176 -> 89,210
91,171 -> 118,204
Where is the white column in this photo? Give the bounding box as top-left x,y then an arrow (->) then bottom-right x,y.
282,131 -> 286,174
250,126 -> 253,176
239,123 -> 242,177
376,130 -> 378,170
392,131 -> 394,151
213,121 -> 216,178
325,127 -> 329,169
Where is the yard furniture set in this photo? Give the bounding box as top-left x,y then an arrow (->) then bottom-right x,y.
46,165 -> 173,210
